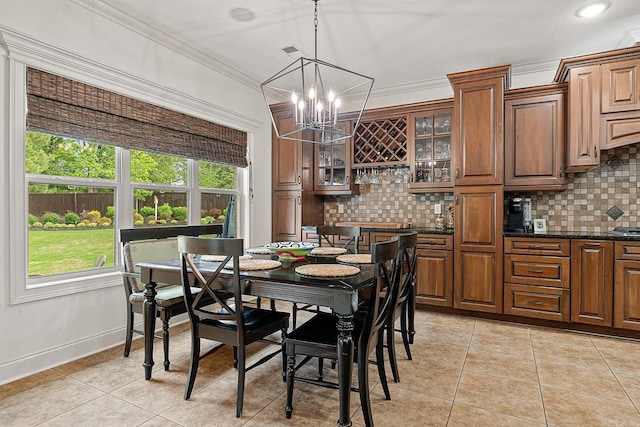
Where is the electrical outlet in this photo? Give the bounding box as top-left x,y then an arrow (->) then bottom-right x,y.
434,203 -> 442,215
338,204 -> 344,214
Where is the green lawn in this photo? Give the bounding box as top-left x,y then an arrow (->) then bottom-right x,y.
28,228 -> 115,276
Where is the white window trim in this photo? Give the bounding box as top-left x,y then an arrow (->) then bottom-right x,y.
4,29 -> 251,305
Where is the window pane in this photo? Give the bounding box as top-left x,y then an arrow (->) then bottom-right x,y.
26,131 -> 115,179
133,190 -> 188,227
28,185 -> 115,277
130,149 -> 187,185
201,192 -> 235,236
199,160 -> 236,189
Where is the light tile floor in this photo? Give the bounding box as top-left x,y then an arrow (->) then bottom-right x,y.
3,305 -> 640,426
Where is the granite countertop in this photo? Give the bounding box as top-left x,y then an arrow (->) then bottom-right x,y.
504,231 -> 640,241
303,224 -> 453,235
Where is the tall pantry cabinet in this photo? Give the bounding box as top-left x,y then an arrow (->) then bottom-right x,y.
270,104 -> 323,241
448,65 -> 510,313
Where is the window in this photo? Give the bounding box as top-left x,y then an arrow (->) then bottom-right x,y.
26,132 -> 117,278
9,59 -> 247,304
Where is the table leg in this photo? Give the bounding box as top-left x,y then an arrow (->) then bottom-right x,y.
143,280 -> 157,380
336,313 -> 354,427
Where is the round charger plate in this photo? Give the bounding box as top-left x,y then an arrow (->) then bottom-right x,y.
295,263 -> 361,278
336,254 -> 373,265
309,247 -> 348,256
201,254 -> 252,262
222,259 -> 281,271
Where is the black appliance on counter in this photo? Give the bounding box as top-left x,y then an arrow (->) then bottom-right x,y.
506,197 -> 533,233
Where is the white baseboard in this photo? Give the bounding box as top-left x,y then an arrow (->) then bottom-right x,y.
0,314 -> 189,386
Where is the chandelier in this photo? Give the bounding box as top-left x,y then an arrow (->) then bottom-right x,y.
261,0 -> 374,144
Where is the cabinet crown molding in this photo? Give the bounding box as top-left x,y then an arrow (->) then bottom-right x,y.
554,45 -> 640,83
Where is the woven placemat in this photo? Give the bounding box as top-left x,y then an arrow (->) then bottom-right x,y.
201,254 -> 252,262
295,263 -> 361,278
222,259 -> 281,271
309,247 -> 347,256
336,254 -> 373,265
246,246 -> 273,255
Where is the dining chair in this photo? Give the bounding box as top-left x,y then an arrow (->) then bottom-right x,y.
292,225 -> 362,328
386,232 -> 418,383
284,238 -> 399,427
120,225 -> 222,371
178,236 -> 290,418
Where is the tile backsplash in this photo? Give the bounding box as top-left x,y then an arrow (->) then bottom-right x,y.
323,144 -> 638,233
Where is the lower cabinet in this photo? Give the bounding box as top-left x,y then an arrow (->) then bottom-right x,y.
614,241 -> 640,330
571,239 -> 614,326
503,237 -> 571,321
415,234 -> 454,307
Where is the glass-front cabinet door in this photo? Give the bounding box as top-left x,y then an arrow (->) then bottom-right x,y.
313,121 -> 357,194
408,109 -> 453,192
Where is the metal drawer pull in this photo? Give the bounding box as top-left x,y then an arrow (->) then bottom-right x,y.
528,245 -> 543,249
528,269 -> 544,273
528,301 -> 544,306
584,242 -> 601,247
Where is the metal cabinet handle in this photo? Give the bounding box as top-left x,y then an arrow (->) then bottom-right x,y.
528,269 -> 544,273
298,175 -> 301,185
584,242 -> 601,247
455,168 -> 459,179
559,167 -> 564,177
594,146 -> 598,157
528,301 -> 544,306
529,245 -> 543,249
455,195 -> 459,205
297,195 -> 301,205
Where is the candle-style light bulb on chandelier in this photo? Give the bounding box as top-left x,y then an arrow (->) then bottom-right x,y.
261,0 -> 374,144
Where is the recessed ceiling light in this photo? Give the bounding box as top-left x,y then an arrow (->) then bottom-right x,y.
228,7 -> 256,22
576,1 -> 610,18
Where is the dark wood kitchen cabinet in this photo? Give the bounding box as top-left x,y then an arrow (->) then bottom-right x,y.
453,185 -> 503,313
272,107 -> 303,191
504,85 -> 566,191
415,234 -> 454,307
503,237 -> 570,321
571,239 -> 614,326
614,241 -> 640,331
448,65 -> 510,186
313,121 -> 358,195
407,108 -> 453,192
270,104 -> 323,241
566,65 -> 601,172
554,46 -> 640,170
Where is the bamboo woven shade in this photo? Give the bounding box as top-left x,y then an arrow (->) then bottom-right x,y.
26,67 -> 248,168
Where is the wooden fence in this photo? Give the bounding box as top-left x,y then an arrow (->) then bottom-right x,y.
29,192 -> 231,217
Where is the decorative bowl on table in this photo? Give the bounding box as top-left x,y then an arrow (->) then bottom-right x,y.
265,241 -> 318,260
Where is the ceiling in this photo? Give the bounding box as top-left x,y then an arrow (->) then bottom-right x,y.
80,0 -> 640,100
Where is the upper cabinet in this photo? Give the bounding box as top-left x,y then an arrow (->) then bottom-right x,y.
504,84 -> 567,191
554,46 -> 640,171
448,65 -> 510,186
272,107 -> 303,190
407,108 -> 454,192
313,121 -> 359,195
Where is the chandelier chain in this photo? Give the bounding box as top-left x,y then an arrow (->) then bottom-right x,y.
313,0 -> 319,61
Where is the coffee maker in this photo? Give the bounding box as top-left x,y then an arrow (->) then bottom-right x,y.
507,197 -> 533,233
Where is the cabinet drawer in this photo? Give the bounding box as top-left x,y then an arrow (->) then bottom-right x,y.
615,241 -> 640,261
504,254 -> 570,288
417,234 -> 453,250
504,283 -> 570,321
504,237 -> 570,256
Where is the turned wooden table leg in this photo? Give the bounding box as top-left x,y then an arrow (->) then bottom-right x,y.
143,280 -> 157,380
336,313 -> 354,427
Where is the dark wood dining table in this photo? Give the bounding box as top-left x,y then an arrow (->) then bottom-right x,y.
137,257 -> 375,427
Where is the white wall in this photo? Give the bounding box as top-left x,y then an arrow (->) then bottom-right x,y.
0,0 -> 273,385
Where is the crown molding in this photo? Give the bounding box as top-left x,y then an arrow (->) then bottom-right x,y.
0,25 -> 262,132
618,27 -> 640,48
70,0 -> 260,92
